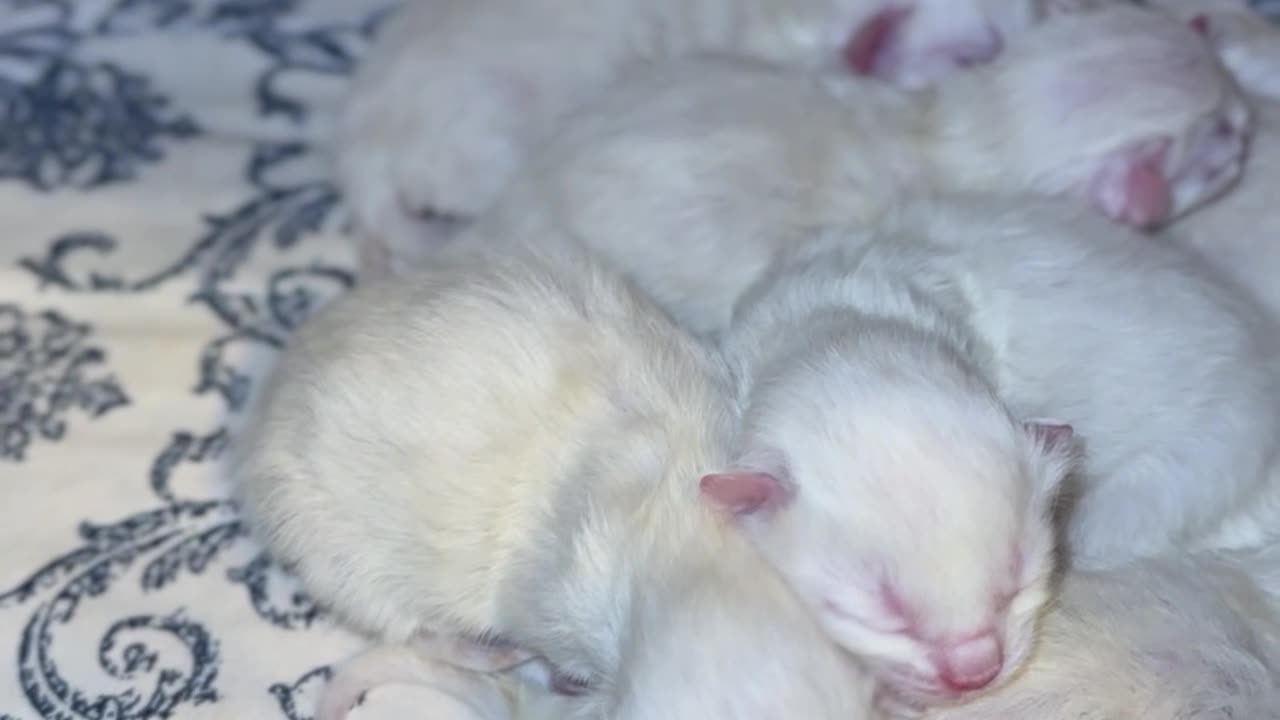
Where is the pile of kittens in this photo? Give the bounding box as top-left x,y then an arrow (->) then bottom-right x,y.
231,0 -> 1280,718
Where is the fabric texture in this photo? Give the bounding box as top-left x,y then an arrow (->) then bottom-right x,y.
1,1 -> 1278,719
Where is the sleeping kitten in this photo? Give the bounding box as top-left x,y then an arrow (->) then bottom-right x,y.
700,193 -> 1280,689
336,0 -> 1064,268
420,3 -> 1248,334
232,238 -> 749,709
1151,0 -> 1280,101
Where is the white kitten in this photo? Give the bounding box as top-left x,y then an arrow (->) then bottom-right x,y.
697,208 -> 1074,711
448,3 -> 1248,335
697,192 -> 1280,696
233,239 -> 879,720
336,0 -> 1056,267
928,546 -> 1280,719
234,239 -> 729,698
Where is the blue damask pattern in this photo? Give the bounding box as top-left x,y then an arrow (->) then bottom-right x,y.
0,0 -> 383,717
0,304 -> 129,460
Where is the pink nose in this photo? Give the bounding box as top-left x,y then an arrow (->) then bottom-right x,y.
935,633 -> 1003,693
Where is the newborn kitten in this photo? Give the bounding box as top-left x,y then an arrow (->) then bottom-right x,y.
701,207 -> 1075,711
336,0 -> 1056,267
698,191 -> 1280,696
440,3 -> 1247,334
233,239 -> 732,703
927,546 -> 1280,719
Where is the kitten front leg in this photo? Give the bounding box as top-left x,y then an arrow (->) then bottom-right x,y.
318,644 -> 517,720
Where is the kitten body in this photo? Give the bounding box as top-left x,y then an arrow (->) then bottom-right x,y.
337,0 -> 1056,266
234,240 -> 739,701
739,196 -> 1280,569
453,4 -> 1248,334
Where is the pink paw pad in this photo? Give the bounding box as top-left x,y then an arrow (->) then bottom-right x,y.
1089,138 -> 1174,230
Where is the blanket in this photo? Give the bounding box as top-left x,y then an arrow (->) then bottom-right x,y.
1,1 -> 1277,719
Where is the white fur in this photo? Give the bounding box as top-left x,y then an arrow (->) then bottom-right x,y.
337,547 -> 1280,720
451,4 -> 1248,335
706,192 -> 1280,693
335,0 -> 1055,267
1156,2 -> 1280,323
714,209 -> 1074,709
1151,0 -> 1280,101
232,239 -> 878,720
928,546 -> 1280,719
858,196 -> 1280,566
234,239 -> 728,695
326,529 -> 881,720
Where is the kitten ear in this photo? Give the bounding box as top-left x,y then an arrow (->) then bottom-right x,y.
1189,14 -> 1211,37
843,6 -> 914,76
700,471 -> 790,517
1023,419 -> 1074,453
1023,419 -> 1078,499
1088,137 -> 1174,230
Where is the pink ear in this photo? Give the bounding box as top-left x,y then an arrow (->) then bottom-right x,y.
1024,420 -> 1074,452
1088,137 -> 1174,230
843,6 -> 914,75
1190,14 -> 1211,37
700,472 -> 789,516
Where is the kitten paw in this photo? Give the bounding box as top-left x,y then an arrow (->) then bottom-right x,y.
1166,99 -> 1251,217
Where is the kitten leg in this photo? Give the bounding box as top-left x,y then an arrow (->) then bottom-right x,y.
1165,100 -> 1251,218
318,644 -> 515,720
317,635 -> 535,720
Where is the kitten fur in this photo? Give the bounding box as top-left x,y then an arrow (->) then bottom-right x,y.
337,548 -> 1280,720
707,201 -> 1075,709
841,195 -> 1279,566
1150,0 -> 1280,101
321,509 -> 879,720
700,193 -> 1280,697
929,546 -> 1280,719
336,0 -> 1056,268
231,240 -> 877,720
442,3 -> 1248,335
1157,1 -> 1280,323
233,239 -> 721,694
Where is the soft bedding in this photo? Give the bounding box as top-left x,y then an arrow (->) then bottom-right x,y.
1,1 -> 1279,719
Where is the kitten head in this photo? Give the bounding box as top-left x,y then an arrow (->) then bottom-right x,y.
963,3 -> 1251,229
701,351 -> 1074,709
